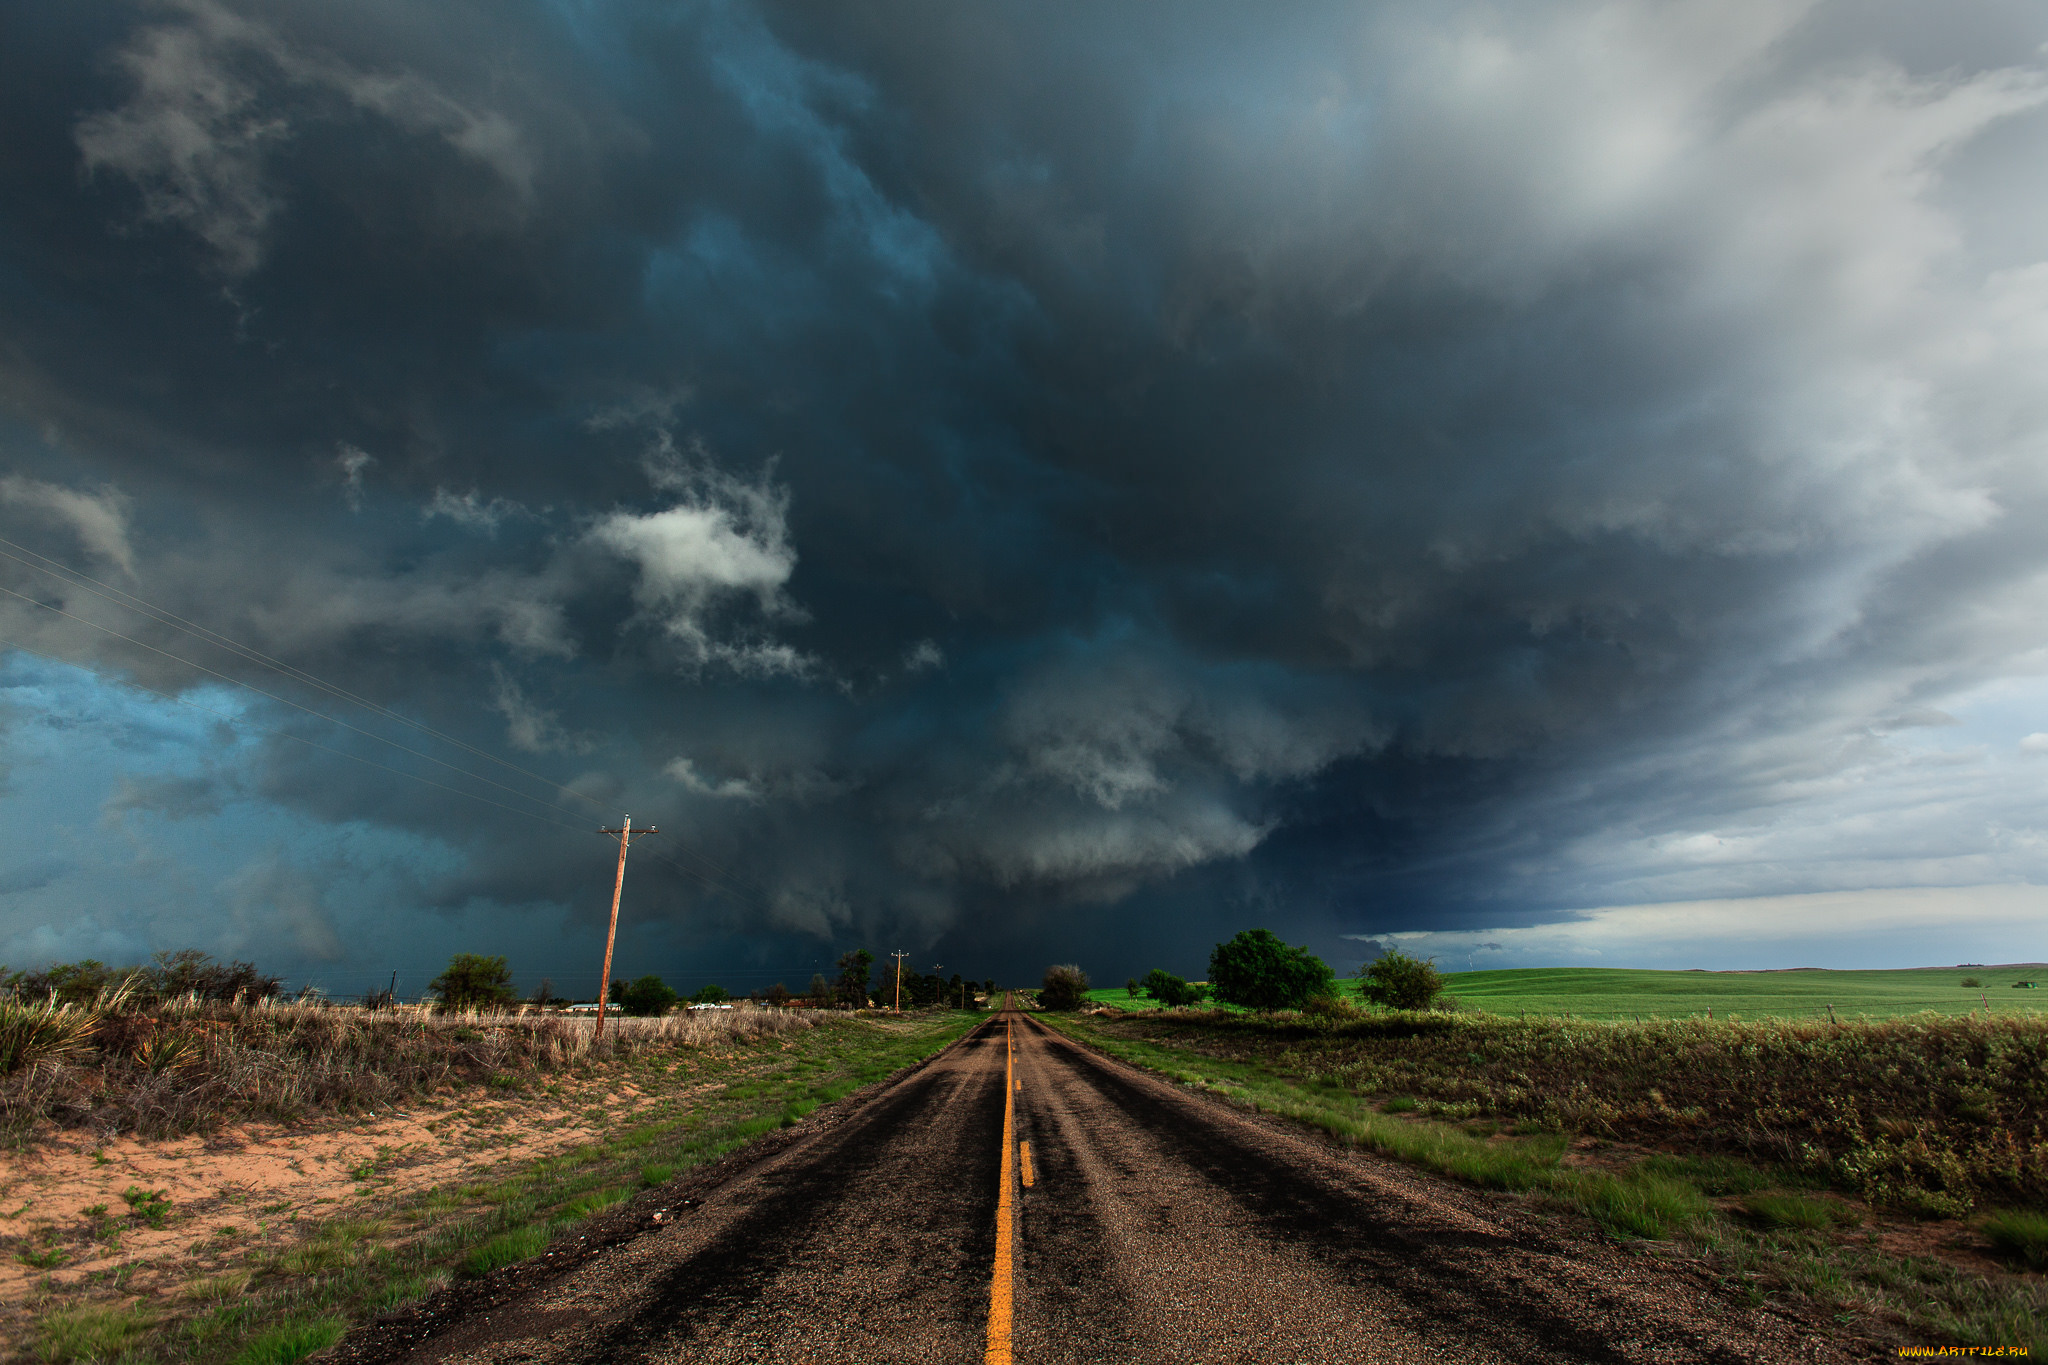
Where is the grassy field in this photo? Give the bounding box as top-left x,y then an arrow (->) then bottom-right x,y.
1041,1008 -> 2048,1355
1090,964 -> 2048,1021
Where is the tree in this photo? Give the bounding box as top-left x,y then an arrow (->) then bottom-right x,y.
1126,977 -> 1140,998
1358,949 -> 1444,1011
1040,964 -> 1090,1010
766,982 -> 793,1007
808,973 -> 833,1006
835,950 -> 874,1009
694,983 -> 730,1005
1140,968 -> 1207,1008
1208,929 -> 1335,1010
529,978 -> 557,1008
618,975 -> 679,1017
429,954 -> 517,1011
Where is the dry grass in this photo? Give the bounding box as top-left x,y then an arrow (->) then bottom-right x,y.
1090,1007 -> 2048,1213
0,997 -> 814,1143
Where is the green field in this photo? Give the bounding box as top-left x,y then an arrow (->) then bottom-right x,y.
1089,964 -> 2048,1021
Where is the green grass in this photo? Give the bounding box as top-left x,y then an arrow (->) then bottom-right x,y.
461,1225 -> 548,1277
1041,1010 -> 2047,1357
1418,965 -> 2047,1022
1982,1209 -> 2048,1270
229,1315 -> 346,1365
1087,965 -> 2048,1022
35,1302 -> 155,1362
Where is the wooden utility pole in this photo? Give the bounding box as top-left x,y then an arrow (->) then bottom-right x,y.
890,950 -> 909,1012
594,815 -> 659,1038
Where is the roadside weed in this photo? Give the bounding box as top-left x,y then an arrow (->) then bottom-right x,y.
462,1225 -> 547,1276
229,1313 -> 346,1365
1982,1208 -> 2048,1270
35,1302 -> 154,1363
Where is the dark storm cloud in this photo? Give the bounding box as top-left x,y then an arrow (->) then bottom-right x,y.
5,0 -> 2048,982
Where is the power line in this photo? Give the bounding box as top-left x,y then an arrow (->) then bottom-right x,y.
0,582 -> 586,824
0,631 -> 596,837
0,534 -> 601,813
0,544 -> 785,904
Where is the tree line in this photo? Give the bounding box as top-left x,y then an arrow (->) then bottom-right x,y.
1037,929 -> 1447,1013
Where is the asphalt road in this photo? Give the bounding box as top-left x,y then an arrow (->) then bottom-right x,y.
341,1008 -> 1854,1364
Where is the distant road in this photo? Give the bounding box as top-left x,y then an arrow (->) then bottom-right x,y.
342,1007 -> 1851,1364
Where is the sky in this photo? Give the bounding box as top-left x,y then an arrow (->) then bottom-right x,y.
4,0 -> 2048,997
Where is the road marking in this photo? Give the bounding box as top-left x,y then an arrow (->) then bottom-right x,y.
986,1019 -> 1015,1365
1019,1140 -> 1034,1188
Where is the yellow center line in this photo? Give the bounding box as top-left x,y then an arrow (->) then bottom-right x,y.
986,1018 -> 1016,1365
1019,1140 -> 1035,1188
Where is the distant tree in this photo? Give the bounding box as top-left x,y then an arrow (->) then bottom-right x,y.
1040,964 -> 1090,1011
1208,930 -> 1335,1011
835,950 -> 874,1009
616,975 -> 679,1016
1126,977 -> 1140,998
1140,968 -> 1207,1008
529,978 -> 557,1008
694,983 -> 730,1005
429,954 -> 518,1011
147,950 -> 280,1003
766,982 -> 793,1007
808,973 -> 833,1006
1358,949 -> 1444,1011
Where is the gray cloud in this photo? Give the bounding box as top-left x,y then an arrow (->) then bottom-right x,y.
4,0 -> 2048,983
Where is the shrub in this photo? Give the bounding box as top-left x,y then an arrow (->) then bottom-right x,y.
1358,949 -> 1445,1011
1140,969 -> 1207,1008
693,983 -> 730,1005
1208,929 -> 1335,1010
1039,965 -> 1091,1011
0,997 -> 99,1073
618,976 -> 679,1017
428,954 -> 518,1010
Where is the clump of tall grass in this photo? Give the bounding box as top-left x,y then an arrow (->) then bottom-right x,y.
0,998 -> 815,1142
1111,1008 -> 2048,1210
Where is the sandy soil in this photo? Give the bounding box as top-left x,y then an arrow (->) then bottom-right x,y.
0,1071 -> 680,1321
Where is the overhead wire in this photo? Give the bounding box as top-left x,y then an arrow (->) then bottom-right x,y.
0,539 -> 786,904
0,567 -> 784,906
0,631 -> 594,836
0,534 -> 610,815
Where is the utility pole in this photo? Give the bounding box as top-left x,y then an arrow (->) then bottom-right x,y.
594,815 -> 659,1038
891,950 -> 909,1012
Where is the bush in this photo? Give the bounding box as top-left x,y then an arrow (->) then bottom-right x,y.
1040,964 -> 1091,1011
618,976 -> 679,1017
693,983 -> 730,1005
1140,969 -> 1207,1008
428,954 -> 517,1010
1358,949 -> 1445,1011
1208,929 -> 1335,1010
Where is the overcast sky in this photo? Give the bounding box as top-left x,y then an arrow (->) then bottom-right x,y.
4,0 -> 2048,995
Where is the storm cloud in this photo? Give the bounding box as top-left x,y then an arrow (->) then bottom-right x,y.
5,0 -> 2048,989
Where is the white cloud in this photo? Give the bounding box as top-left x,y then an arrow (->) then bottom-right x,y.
489,666 -> 592,755
425,488 -> 528,533
0,476 -> 136,574
1366,885 -> 2048,972
903,639 -> 943,673
587,461 -> 810,675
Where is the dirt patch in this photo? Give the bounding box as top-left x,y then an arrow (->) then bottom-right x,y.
0,1068 -> 686,1316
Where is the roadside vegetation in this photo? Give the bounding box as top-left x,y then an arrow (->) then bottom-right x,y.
1048,970 -> 2048,1356
6,996 -> 979,1364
